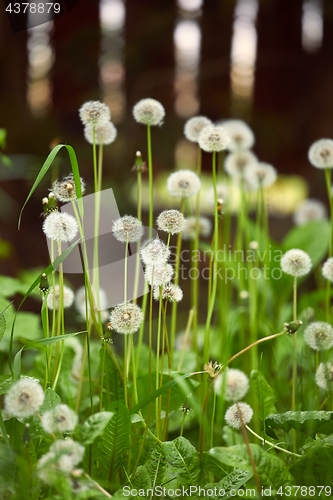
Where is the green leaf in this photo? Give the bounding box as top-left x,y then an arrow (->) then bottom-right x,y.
266,411 -> 333,437
203,469 -> 253,499
0,375 -> 12,395
100,346 -> 124,404
0,276 -> 27,297
0,129 -> 7,149
163,436 -> 204,488
251,370 -> 277,419
81,411 -> 114,446
0,314 -> 5,342
282,220 -> 330,269
208,444 -> 293,489
38,387 -> 61,414
96,401 -> 131,480
25,331 -> 86,348
203,451 -> 228,480
132,465 -> 152,490
13,346 -> 24,381
289,445 -> 333,486
18,144 -> 83,229
145,447 -> 166,488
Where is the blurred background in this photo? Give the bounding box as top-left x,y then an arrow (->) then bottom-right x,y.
1,0 -> 333,276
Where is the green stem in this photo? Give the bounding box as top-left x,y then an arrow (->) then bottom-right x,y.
147,124 -> 153,235
246,425 -> 301,457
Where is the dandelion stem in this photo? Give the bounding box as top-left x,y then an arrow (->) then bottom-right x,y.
245,425 -> 302,457
147,124 -> 153,235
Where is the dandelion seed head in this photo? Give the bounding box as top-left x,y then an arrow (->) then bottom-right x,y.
153,283 -> 183,302
4,378 -> 44,419
322,257 -> 333,283
184,116 -> 213,142
157,210 -> 186,235
167,169 -> 201,198
79,101 -> 110,127
140,238 -> 170,265
132,98 -> 165,126
144,263 -> 174,287
43,211 -> 79,243
224,151 -> 258,179
84,121 -> 117,145
182,216 -> 212,240
308,139 -> 333,168
214,369 -> 249,401
280,249 -> 312,277
293,199 -> 327,226
219,119 -> 255,152
198,125 -> 230,153
51,174 -> 85,203
304,322 -> 333,351
225,402 -> 253,429
315,362 -> 333,390
75,286 -> 108,321
112,215 -> 144,242
41,404 -> 78,434
47,284 -> 74,310
244,162 -> 277,190
205,183 -> 230,209
109,302 -> 144,335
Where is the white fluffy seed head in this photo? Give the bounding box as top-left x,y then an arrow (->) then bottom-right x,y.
219,119 -> 255,152
41,404 -> 78,434
304,322 -> 333,351
50,438 -> 85,470
47,284 -> 74,310
84,121 -> 117,145
144,263 -> 174,287
315,362 -> 333,390
280,249 -> 312,277
51,174 -> 85,203
132,98 -> 165,126
109,302 -> 144,334
140,238 -> 170,265
205,183 -> 230,209
112,215 -> 144,242
79,101 -> 110,126
308,139 -> 333,168
293,199 -> 327,226
4,378 -> 44,419
184,116 -> 213,142
244,162 -> 277,190
225,402 -> 253,429
224,150 -> 258,179
167,169 -> 201,198
156,210 -> 186,235
74,286 -> 108,321
43,211 -> 79,243
153,283 -> 183,302
214,368 -> 249,401
182,216 -> 212,240
198,125 -> 230,152
323,257 -> 333,282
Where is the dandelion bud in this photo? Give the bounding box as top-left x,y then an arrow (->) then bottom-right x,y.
304,322 -> 333,351
308,139 -> 333,168
42,197 -> 48,205
283,320 -> 303,334
4,378 -> 45,419
39,273 -> 49,295
225,402 -> 253,429
156,210 -> 186,235
167,170 -> 201,198
109,302 -> 144,335
204,361 -> 222,378
280,249 -> 312,277
133,98 -> 165,126
43,211 -> 79,243
132,151 -> 147,173
22,423 -> 31,444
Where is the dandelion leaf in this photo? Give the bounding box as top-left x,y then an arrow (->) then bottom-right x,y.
203,469 -> 253,500
289,445 -> 333,486
208,444 -> 293,489
251,370 -> 277,419
266,411 -> 333,437
163,436 -> 204,488
145,446 -> 166,487
132,465 -> 152,490
80,411 -> 114,446
0,374 -> 12,395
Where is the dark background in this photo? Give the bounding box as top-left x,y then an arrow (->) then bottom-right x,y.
0,0 -> 333,276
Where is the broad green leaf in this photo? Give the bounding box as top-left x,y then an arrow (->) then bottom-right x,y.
0,375 -> 12,395
18,144 -> 83,229
266,411 -> 333,437
25,331 -> 86,348
0,314 -> 5,342
0,276 -> 27,297
289,445 -> 333,486
96,401 -> 131,480
208,444 -> 293,489
132,465 -> 152,490
251,370 -> 277,419
203,451 -> 228,479
203,469 -> 253,500
282,220 -> 330,269
81,411 -> 114,446
163,436 -> 204,488
145,447 -> 166,488
38,387 -> 61,414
